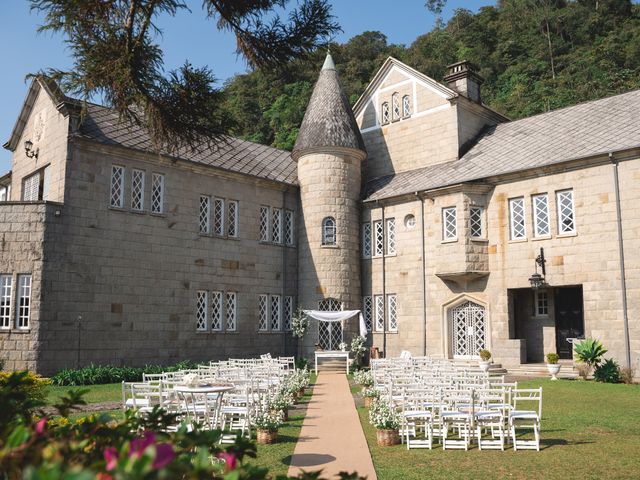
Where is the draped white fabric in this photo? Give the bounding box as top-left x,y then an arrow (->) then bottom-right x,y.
303,310 -> 367,337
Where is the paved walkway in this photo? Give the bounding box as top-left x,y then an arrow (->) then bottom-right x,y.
288,372 -> 377,479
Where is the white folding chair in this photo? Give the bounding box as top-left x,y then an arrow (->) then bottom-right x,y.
509,387 -> 543,451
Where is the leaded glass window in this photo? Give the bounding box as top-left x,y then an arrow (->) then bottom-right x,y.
374,295 -> 384,332
211,291 -> 223,331
22,171 -> 40,202
258,294 -> 268,331
196,291 -> 208,331
213,198 -> 225,236
443,207 -> 457,240
387,294 -> 398,332
509,197 -> 526,239
322,217 -> 336,246
557,190 -> 575,234
362,223 -> 372,258
402,95 -> 411,118
284,210 -> 294,246
283,296 -> 293,331
199,196 -> 211,234
131,169 -> 145,211
318,298 -> 341,311
381,102 -> 390,124
259,206 -> 270,242
386,218 -> 396,255
363,296 -> 372,332
532,194 -> 550,237
0,275 -> 12,329
227,200 -> 238,237
469,206 -> 484,238
392,93 -> 400,121
270,295 -> 281,331
226,292 -> 237,331
272,208 -> 282,244
16,274 -> 31,330
374,220 -> 384,256
110,165 -> 124,208
151,173 -> 164,213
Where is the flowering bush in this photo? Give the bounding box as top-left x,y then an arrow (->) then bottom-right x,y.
368,398 -> 401,430
353,370 -> 373,387
291,308 -> 309,338
253,406 -> 283,431
271,390 -> 295,413
350,336 -> 367,366
361,387 -> 380,399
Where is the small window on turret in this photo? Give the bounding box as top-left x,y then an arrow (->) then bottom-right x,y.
381,102 -> 390,125
392,93 -> 401,121
402,95 -> 411,118
322,217 -> 336,246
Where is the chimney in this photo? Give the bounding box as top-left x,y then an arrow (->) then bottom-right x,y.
444,60 -> 484,104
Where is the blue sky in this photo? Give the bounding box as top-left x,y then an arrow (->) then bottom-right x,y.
0,0 -> 492,172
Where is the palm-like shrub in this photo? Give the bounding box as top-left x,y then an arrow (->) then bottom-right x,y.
594,359 -> 621,383
574,338 -> 607,369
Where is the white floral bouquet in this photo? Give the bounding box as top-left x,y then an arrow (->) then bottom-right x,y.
338,342 -> 348,351
362,386 -> 380,399
272,389 -> 295,412
369,398 -> 401,430
254,406 -> 283,431
353,369 -> 374,387
181,373 -> 199,387
350,336 -> 367,365
291,308 -> 309,338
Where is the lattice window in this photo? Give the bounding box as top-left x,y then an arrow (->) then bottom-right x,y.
381,102 -> 390,124
387,294 -> 398,332
443,207 -> 457,240
227,200 -> 238,237
211,291 -> 223,331
284,210 -> 294,246
362,223 -> 372,258
16,274 -> 31,330
363,296 -> 372,332
469,206 -> 484,238
532,194 -> 550,237
374,220 -> 384,256
110,165 -> 124,208
226,292 -> 237,331
318,298 -> 341,312
151,173 -> 164,213
199,196 -> 211,234
270,295 -> 281,331
402,95 -> 411,118
0,275 -> 12,329
322,217 -> 336,246
41,166 -> 50,201
283,296 -> 293,331
196,291 -> 208,331
557,190 -> 575,234
272,208 -> 282,244
131,169 -> 145,211
22,171 -> 40,201
392,92 -> 401,121
0,186 -> 8,201
259,206 -> 270,242
213,198 -> 225,236
509,198 -> 526,239
386,218 -> 396,255
535,290 -> 549,317
450,301 -> 487,358
258,294 -> 268,331
374,295 -> 384,332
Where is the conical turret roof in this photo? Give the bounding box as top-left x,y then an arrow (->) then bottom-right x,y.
292,53 -> 366,160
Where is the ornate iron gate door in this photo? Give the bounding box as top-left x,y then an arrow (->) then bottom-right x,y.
318,298 -> 343,350
450,301 -> 486,358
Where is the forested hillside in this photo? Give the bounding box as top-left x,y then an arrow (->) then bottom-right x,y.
223,0 -> 640,151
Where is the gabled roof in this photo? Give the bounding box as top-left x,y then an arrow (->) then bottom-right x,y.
292,53 -> 365,159
365,89 -> 640,201
353,57 -> 457,118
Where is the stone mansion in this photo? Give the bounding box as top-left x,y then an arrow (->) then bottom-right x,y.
0,54 -> 638,375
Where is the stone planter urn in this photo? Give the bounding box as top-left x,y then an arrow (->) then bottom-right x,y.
256,428 -> 278,444
364,396 -> 375,408
376,429 -> 400,447
478,360 -> 491,373
547,363 -> 562,380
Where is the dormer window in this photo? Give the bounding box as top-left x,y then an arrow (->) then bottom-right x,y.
322,216 -> 336,246
402,95 -> 411,118
381,102 -> 390,125
392,92 -> 401,121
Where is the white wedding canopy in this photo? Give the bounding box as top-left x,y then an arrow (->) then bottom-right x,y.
303,310 -> 368,338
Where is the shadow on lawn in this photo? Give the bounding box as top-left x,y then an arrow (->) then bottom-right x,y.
283,453 -> 336,468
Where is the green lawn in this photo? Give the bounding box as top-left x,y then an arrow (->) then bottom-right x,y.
355,379 -> 640,480
46,382 -> 123,405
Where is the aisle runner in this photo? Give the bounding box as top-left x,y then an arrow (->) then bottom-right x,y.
288,372 -> 377,479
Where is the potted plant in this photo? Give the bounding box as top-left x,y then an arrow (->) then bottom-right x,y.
254,408 -> 283,444
271,390 -> 295,421
350,336 -> 367,367
478,349 -> 492,372
369,398 -> 401,446
546,352 -> 561,380
353,369 -> 373,387
362,386 -> 380,408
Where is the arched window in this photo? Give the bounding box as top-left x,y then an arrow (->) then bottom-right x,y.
392,92 -> 401,121
322,216 -> 336,246
402,95 -> 411,118
381,102 -> 390,125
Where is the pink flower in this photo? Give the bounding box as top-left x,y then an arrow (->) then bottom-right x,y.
34,418 -> 47,435
217,451 -> 237,472
104,447 -> 119,471
129,431 -> 157,459
152,443 -> 175,469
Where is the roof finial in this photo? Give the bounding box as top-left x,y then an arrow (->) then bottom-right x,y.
322,50 -> 335,71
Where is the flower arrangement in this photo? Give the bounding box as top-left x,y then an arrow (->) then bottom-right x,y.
291,308 -> 309,338
181,372 -> 199,386
271,390 -> 295,419
254,404 -> 283,444
361,386 -> 380,399
368,398 -> 401,430
338,342 -> 348,351
350,336 -> 367,366
353,369 -> 373,387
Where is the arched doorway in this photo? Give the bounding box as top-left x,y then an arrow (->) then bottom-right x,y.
449,300 -> 487,359
318,298 -> 342,350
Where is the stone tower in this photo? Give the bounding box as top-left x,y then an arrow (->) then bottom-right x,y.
292,53 -> 367,357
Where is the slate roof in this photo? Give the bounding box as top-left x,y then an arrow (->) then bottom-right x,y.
292,53 -> 365,159
365,89 -> 640,201
76,103 -> 297,185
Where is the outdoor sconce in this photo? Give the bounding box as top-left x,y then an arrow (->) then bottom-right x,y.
528,247 -> 547,289
24,140 -> 39,159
